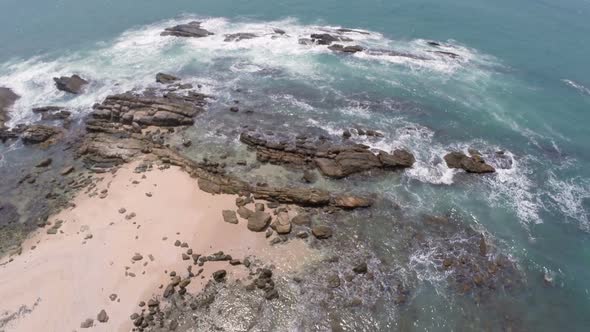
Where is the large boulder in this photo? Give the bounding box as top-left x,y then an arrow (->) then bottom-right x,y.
21,125 -> 61,144
247,211 -> 272,232
444,151 -> 495,173
0,87 -> 19,128
53,75 -> 89,94
161,21 -> 214,38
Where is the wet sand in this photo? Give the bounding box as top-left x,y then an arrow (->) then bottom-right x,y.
0,161 -> 315,331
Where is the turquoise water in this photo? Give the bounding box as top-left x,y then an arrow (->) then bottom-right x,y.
2,0 -> 590,330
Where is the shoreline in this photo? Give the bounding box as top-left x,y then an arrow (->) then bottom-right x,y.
0,160 -> 319,331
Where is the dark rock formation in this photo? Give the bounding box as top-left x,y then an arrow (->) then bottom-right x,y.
156,73 -> 180,84
224,33 -> 257,42
161,21 -> 214,38
444,151 -> 495,173
239,130 -> 415,178
53,75 -> 88,94
328,44 -> 364,53
0,87 -> 19,129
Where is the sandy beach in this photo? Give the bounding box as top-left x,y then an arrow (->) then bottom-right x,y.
0,161 -> 316,332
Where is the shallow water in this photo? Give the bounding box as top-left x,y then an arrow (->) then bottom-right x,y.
1,1 -> 590,331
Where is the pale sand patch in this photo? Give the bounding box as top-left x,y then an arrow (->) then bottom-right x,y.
0,162 -> 317,332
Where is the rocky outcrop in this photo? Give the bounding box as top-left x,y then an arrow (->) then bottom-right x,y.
224,33 -> 257,42
444,151 -> 495,173
0,87 -> 19,129
21,125 -> 62,144
239,130 -> 415,178
53,75 -> 88,94
161,21 -> 214,38
156,73 -> 180,84
88,90 -> 209,130
309,33 -> 353,45
328,44 -> 364,53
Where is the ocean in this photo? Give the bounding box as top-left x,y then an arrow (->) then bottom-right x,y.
1,0 -> 590,330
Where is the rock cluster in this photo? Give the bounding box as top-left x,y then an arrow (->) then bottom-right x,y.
89,90 -> 208,129
240,130 -> 415,178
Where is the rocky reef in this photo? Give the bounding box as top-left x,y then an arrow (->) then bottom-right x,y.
240,130 -> 415,178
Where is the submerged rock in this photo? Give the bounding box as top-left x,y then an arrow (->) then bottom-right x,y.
53,74 -> 88,94
224,33 -> 258,42
444,151 -> 495,173
312,225 -> 333,239
161,21 -> 214,38
156,73 -> 180,84
328,44 -> 364,53
309,33 -> 353,45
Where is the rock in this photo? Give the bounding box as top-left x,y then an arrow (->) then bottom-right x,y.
264,289 -> 279,300
229,106 -> 239,113
60,166 -> 75,175
302,170 -> 317,183
212,270 -> 227,282
353,262 -> 368,274
161,21 -> 214,38
132,253 -> 143,261
254,203 -> 265,211
240,131 -> 414,178
32,106 -> 63,113
0,87 -> 20,129
222,210 -> 239,224
273,212 -> 292,234
224,33 -> 258,42
97,309 -> 109,323
21,125 -> 61,144
156,73 -> 180,84
247,211 -> 272,232
332,195 -> 373,209
310,33 -> 352,45
327,274 -> 341,288
53,74 -> 88,94
312,225 -> 333,239
41,110 -> 71,121
291,213 -> 312,226
163,284 -> 175,298
237,206 -> 254,219
342,129 -> 352,139
328,44 -> 364,53
36,158 -> 53,167
444,151 -> 495,173
273,28 -> 286,35
378,149 -> 416,168
80,318 -> 94,328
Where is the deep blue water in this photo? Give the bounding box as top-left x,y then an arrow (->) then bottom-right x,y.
1,0 -> 590,331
